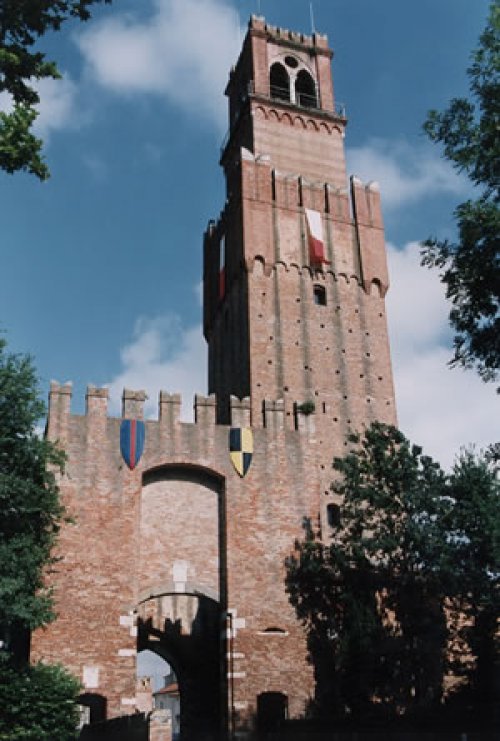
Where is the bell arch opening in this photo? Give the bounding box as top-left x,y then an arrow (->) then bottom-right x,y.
270,62 -> 291,102
295,69 -> 317,108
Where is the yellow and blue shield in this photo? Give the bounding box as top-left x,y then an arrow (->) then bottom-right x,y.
229,427 -> 253,477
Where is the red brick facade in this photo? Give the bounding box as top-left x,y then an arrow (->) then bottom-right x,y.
32,15 -> 396,741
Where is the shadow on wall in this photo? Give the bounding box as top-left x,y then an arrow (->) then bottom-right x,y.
79,712 -> 147,741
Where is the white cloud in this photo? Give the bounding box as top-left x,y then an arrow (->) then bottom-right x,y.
76,0 -> 242,130
386,242 -> 497,470
347,139 -> 468,209
0,75 -> 79,140
106,313 -> 207,421
387,241 -> 450,351
33,75 -> 79,139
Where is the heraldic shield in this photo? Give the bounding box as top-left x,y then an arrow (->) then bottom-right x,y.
229,427 -> 253,477
120,419 -> 145,470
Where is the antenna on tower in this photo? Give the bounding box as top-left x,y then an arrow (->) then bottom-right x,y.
257,0 -> 262,14
309,1 -> 316,34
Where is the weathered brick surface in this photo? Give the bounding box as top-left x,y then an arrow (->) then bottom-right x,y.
32,15 -> 397,740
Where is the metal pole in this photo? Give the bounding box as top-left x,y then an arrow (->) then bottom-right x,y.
310,2 -> 316,34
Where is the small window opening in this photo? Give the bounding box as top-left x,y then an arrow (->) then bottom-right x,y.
313,285 -> 327,306
284,55 -> 299,68
295,69 -> 317,108
270,63 -> 290,103
327,503 -> 341,529
263,626 -> 287,634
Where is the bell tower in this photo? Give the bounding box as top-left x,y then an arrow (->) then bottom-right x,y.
204,15 -> 396,442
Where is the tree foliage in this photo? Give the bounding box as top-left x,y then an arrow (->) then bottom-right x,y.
422,0 -> 500,385
0,336 -> 80,738
0,337 -> 66,636
0,657 -> 80,741
446,450 -> 500,704
286,423 -> 499,725
0,0 -> 111,179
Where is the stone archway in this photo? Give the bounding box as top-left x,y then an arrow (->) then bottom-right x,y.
137,465 -> 227,741
137,593 -> 222,741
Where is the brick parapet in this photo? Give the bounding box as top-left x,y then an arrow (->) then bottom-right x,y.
206,157 -> 387,295
47,381 -> 73,442
122,388 -> 147,419
46,386 -> 323,438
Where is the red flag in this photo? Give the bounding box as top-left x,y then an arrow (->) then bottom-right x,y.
306,209 -> 330,266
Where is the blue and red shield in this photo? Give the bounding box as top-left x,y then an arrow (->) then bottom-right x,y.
120,419 -> 145,470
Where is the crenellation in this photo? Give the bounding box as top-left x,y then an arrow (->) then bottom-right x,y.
351,176 -> 389,296
230,395 -> 251,427
300,178 -> 325,211
273,170 -> 301,210
159,391 -> 181,427
44,388 -> 326,443
262,398 -> 285,431
294,403 -> 316,435
326,184 -> 350,221
194,393 -> 217,425
85,385 -> 109,416
122,388 -> 147,419
47,381 -> 72,441
366,180 -> 384,229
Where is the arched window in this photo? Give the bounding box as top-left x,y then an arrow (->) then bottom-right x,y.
313,285 -> 327,306
295,69 -> 317,108
270,63 -> 290,103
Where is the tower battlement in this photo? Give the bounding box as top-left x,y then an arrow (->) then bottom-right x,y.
247,14 -> 330,53
47,382 -> 317,437
205,161 -> 387,310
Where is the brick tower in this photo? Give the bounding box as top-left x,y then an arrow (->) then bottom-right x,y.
32,16 -> 396,741
204,15 -> 396,457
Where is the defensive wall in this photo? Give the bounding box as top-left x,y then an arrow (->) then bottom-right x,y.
33,382 -> 326,733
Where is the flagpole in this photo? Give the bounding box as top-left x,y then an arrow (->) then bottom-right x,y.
309,2 -> 316,34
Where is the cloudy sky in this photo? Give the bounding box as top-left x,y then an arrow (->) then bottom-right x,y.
0,0 -> 495,471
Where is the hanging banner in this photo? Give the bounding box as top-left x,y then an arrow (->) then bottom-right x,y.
120,419 -> 145,470
229,427 -> 253,478
305,208 -> 330,266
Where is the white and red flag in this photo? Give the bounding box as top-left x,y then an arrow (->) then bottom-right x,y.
305,208 -> 330,266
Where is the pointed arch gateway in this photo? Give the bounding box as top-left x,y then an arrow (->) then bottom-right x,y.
137,464 -> 227,741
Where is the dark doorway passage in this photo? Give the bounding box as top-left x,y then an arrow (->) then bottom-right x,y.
257,692 -> 288,733
137,593 -> 224,741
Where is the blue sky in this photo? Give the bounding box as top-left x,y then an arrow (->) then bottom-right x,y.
0,0 -> 496,468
